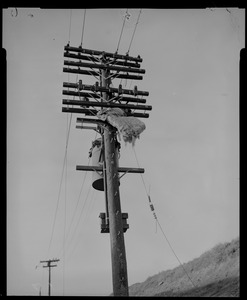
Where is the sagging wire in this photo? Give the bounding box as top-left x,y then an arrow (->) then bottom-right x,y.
57,131 -> 98,260
62,113 -> 69,296
132,147 -> 197,290
64,184 -> 93,261
66,189 -> 95,263
132,147 -> 157,224
126,9 -> 142,55
80,9 -> 86,47
56,127 -> 98,260
118,9 -> 141,91
45,8 -> 74,278
116,9 -> 130,53
56,157 -> 91,259
46,112 -> 73,259
68,9 -> 72,45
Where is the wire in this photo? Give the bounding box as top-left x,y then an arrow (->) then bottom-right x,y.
133,147 -> 149,196
68,9 -> 72,44
156,219 -> 196,289
80,9 -> 86,47
46,112 -> 72,258
64,184 -> 92,259
66,187 -> 96,262
132,147 -> 197,289
116,9 -> 129,53
60,132 -> 98,261
56,158 -> 91,259
127,9 -> 142,55
62,113 -> 70,296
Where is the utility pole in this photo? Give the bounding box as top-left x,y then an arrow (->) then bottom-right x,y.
101,66 -> 129,296
61,44 -> 151,296
40,259 -> 60,296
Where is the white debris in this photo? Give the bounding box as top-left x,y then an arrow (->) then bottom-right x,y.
97,108 -> 146,145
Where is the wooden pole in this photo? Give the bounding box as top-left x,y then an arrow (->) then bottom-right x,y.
101,66 -> 129,296
48,262 -> 51,296
40,259 -> 59,296
102,143 -> 109,226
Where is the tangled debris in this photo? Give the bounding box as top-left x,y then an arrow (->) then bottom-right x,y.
97,108 -> 146,145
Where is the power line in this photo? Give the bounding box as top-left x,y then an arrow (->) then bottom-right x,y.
56,158 -> 91,259
119,9 -> 142,92
66,187 -> 96,262
62,114 -> 70,296
156,219 -> 196,289
127,9 -> 142,55
116,9 -> 129,53
61,133 -> 97,261
132,146 -> 149,196
80,9 -> 87,47
132,147 -> 197,289
68,9 -> 72,44
46,112 -> 72,258
48,10 -> 74,260
63,183 -> 92,259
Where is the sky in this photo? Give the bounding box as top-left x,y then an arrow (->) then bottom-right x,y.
4,8 -> 243,296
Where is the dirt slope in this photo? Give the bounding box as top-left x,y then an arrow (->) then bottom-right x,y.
129,237 -> 239,297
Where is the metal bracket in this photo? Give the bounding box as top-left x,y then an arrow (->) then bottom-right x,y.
118,169 -> 131,180
99,212 -> 129,233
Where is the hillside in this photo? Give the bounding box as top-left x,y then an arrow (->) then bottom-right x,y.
128,237 -> 239,297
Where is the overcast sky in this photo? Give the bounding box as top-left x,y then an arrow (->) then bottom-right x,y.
4,8 -> 243,296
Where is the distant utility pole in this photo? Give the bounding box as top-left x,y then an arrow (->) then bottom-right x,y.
40,259 -> 60,296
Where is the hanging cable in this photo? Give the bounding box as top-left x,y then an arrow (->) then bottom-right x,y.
156,219 -> 196,289
116,9 -> 129,53
132,147 -> 197,289
127,9 -> 142,55
80,9 -> 86,47
133,147 -> 149,196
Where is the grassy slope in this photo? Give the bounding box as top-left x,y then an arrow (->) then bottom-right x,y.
129,237 -> 239,297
